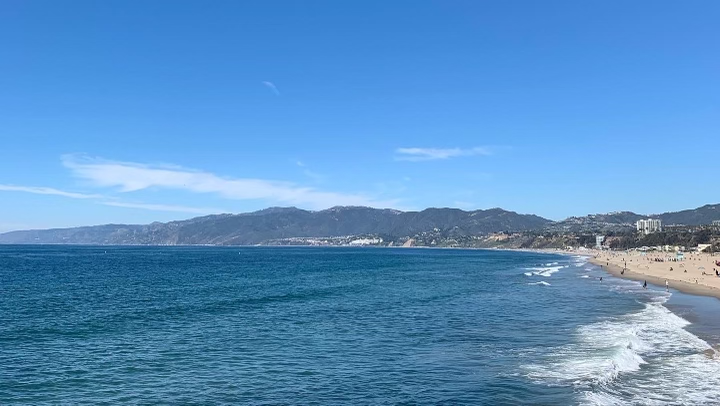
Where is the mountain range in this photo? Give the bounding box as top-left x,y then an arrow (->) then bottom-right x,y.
0,204 -> 718,246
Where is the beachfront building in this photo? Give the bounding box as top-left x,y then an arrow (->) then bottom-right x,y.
696,244 -> 712,252
636,219 -> 662,235
713,220 -> 720,229
697,244 -> 712,253
595,235 -> 605,249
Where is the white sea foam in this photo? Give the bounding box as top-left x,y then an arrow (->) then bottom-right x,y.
572,255 -> 589,267
524,265 -> 567,277
524,294 -> 720,405
528,281 -> 551,286
580,275 -> 590,278
523,272 -> 533,276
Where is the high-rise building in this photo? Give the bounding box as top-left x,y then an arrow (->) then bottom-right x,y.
636,219 -> 662,235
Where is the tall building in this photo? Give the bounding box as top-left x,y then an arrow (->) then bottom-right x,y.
636,219 -> 662,235
595,235 -> 605,249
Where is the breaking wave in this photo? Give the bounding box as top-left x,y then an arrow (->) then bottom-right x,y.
524,294 -> 720,405
524,265 -> 567,277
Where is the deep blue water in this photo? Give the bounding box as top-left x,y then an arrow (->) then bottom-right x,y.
2,246 -> 720,405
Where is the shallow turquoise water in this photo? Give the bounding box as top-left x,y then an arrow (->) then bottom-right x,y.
1,246 -> 719,404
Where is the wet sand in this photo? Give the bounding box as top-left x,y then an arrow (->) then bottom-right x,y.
588,251 -> 720,300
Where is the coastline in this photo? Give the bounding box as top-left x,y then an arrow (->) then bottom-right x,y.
587,255 -> 720,301
511,248 -> 720,347
507,246 -> 720,302
587,255 -> 720,352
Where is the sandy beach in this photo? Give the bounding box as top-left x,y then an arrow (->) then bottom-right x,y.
588,250 -> 720,299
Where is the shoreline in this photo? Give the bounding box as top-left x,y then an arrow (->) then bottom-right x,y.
506,246 -> 720,302
587,255 -> 720,301
506,247 -> 720,303
589,257 -> 717,299
587,255 -> 720,352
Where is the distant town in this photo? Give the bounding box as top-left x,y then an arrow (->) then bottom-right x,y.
1,205 -> 718,253
263,217 -> 720,254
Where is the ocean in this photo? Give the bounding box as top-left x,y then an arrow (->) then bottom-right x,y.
1,245 -> 719,405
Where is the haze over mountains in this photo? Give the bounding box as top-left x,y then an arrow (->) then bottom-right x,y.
0,204 -> 718,246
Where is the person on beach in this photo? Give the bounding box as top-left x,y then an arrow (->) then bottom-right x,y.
599,277 -> 603,282
665,280 -> 669,292
643,280 -> 647,289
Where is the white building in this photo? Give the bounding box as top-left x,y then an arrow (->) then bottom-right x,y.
348,237 -> 383,246
636,219 -> 662,235
697,244 -> 712,253
595,235 -> 605,249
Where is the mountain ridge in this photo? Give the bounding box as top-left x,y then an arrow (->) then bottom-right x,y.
1,204 -> 718,246
0,206 -> 550,245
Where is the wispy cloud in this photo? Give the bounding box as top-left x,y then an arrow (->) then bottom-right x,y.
295,160 -> 325,182
62,155 -> 399,209
102,201 -> 223,214
0,184 -> 103,199
394,147 -> 491,161
0,184 -> 225,215
262,81 -> 280,95
302,169 -> 325,182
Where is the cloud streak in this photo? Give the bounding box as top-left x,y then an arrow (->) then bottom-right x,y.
394,147 -> 491,161
0,184 -> 225,215
262,81 -> 280,95
295,160 -> 325,182
0,184 -> 103,199
102,201 -> 224,214
62,155 -> 399,209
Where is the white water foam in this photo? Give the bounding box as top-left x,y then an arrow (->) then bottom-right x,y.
524,265 -> 567,277
572,255 -> 589,267
580,275 -> 590,278
528,281 -> 551,286
524,294 -> 720,405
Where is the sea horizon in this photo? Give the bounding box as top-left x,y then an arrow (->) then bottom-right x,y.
4,2 -> 719,404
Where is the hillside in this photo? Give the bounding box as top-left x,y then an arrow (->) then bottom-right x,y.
655,204 -> 720,225
550,204 -> 720,232
0,206 -> 552,245
2,203 -> 718,247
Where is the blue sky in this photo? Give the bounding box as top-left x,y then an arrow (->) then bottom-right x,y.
1,1 -> 718,231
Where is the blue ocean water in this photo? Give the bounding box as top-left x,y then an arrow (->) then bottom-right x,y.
1,246 -> 720,405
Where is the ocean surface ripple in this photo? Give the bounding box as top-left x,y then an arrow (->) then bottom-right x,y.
1,246 -> 719,405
